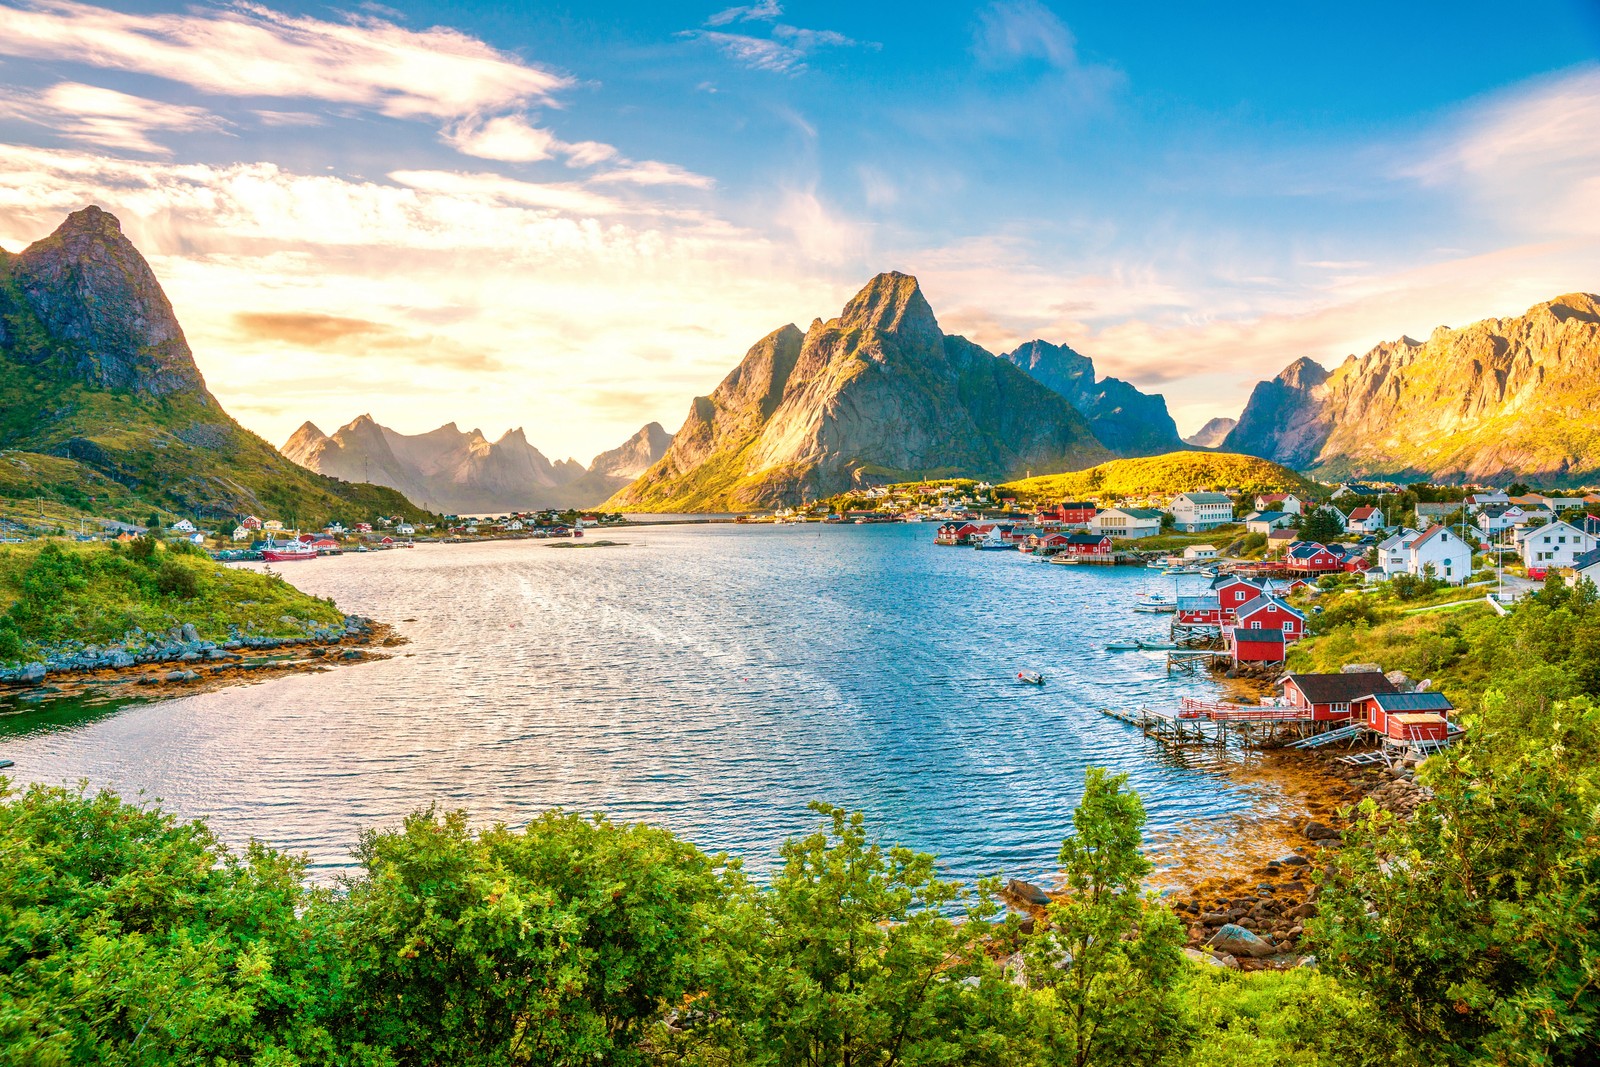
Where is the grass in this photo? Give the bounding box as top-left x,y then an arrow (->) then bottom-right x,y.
999,451 -> 1313,502
0,540 -> 345,664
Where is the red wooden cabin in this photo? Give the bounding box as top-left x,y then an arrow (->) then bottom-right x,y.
1213,576 -> 1267,615
1349,691 -> 1454,741
1234,595 -> 1306,639
1176,594 -> 1222,625
1062,533 -> 1112,556
1280,672 -> 1400,722
1232,628 -> 1286,665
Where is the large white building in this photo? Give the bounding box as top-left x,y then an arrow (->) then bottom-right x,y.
1377,528 -> 1422,576
1168,492 -> 1235,532
1519,519 -> 1599,571
1090,507 -> 1164,539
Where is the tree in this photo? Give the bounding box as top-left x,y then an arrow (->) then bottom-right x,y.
1021,769 -> 1185,1067
1298,508 -> 1346,544
741,802 -> 1023,1067
1314,694 -> 1600,1065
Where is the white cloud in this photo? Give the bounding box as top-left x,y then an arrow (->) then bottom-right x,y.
0,0 -> 569,119
974,0 -> 1078,68
682,6 -> 868,75
591,161 -> 715,189
0,81 -> 223,154
443,115 -> 561,163
707,0 -> 782,27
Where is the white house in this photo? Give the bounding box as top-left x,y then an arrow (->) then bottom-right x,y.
1182,544 -> 1219,561
171,518 -> 197,533
1345,505 -> 1384,534
1475,504 -> 1526,534
263,519 -> 285,532
1569,548 -> 1600,588
1090,507 -> 1163,539
1254,493 -> 1303,515
1378,528 -> 1422,576
1464,491 -> 1509,511
1330,484 -> 1361,500
503,520 -> 523,532
1408,525 -> 1473,585
1520,519 -> 1599,571
231,525 -> 251,542
396,523 -> 416,536
1168,492 -> 1235,532
1245,511 -> 1295,534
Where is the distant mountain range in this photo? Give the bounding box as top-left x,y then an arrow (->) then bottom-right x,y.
606,273 -> 1117,512
1185,418 -> 1236,449
1223,293 -> 1600,487
999,339 -> 1183,455
0,207 -> 425,523
282,417 -> 671,513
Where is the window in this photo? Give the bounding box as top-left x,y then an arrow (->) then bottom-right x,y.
1251,621 -> 1262,629
1332,702 -> 1350,714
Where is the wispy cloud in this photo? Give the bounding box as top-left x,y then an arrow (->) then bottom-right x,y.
681,5 -> 870,75
591,161 -> 715,189
0,81 -> 223,154
0,0 -> 569,119
973,0 -> 1079,69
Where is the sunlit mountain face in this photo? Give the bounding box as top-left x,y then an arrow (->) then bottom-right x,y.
1,0 -> 1596,457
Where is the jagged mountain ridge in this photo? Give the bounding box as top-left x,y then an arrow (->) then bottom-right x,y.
606,272 -> 1114,511
999,339 -> 1184,455
283,416 -> 672,513
1185,417 -> 1237,449
1222,294 -> 1600,485
0,206 -> 427,522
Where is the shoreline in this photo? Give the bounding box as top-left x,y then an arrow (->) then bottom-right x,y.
0,619 -> 406,710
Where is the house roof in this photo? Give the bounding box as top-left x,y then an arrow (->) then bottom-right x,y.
1055,501 -> 1094,510
1573,547 -> 1600,572
1284,672 -> 1401,704
1212,574 -> 1264,590
1257,492 -> 1294,502
1235,628 -> 1286,643
1267,528 -> 1297,540
1415,502 -> 1456,516
1287,541 -> 1329,558
1063,532 -> 1108,545
1410,524 -> 1457,550
1367,691 -> 1455,712
1177,594 -> 1221,611
1249,511 -> 1289,523
1179,492 -> 1234,504
1347,506 -> 1378,521
1102,508 -> 1164,520
1237,594 -> 1306,620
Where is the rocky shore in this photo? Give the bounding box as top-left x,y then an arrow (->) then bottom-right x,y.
0,615 -> 404,704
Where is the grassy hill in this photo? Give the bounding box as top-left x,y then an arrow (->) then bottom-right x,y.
999,451 -> 1314,501
0,539 -> 345,664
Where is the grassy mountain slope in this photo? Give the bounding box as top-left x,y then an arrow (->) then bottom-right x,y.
0,208 -> 431,525
999,451 -> 1314,500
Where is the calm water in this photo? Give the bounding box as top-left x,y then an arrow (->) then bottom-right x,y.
1,525 -> 1258,884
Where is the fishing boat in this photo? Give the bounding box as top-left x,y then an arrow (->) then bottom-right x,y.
261,540 -> 317,563
1133,592 -> 1177,613
1048,555 -> 1080,565
973,534 -> 1018,551
1016,670 -> 1046,686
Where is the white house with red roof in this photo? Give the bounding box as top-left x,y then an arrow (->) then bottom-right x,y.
1345,505 -> 1384,534
1409,524 -> 1473,584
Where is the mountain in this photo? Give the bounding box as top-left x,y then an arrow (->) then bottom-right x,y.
1223,294 -> 1600,485
1000,340 -> 1184,455
999,451 -> 1313,502
607,272 -> 1112,512
283,417 -> 672,512
1184,417 -> 1236,449
0,206 -> 426,523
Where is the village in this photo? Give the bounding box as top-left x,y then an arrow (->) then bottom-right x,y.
907,479 -> 1600,772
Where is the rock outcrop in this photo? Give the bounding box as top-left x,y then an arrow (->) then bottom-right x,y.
607,273 -> 1112,511
1222,294 -> 1600,485
284,416 -> 672,512
1184,417 -> 1237,449
1000,339 -> 1184,455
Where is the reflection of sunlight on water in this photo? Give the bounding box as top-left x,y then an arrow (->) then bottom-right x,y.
2,526 -> 1320,888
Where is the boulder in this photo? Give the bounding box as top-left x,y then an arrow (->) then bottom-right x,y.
1005,878 -> 1052,906
1340,662 -> 1382,674
1208,923 -> 1277,958
1303,821 -> 1342,842
1184,947 -> 1236,969
1278,854 -> 1310,867
1385,670 -> 1415,692
180,622 -> 200,643
164,669 -> 200,682
18,662 -> 46,684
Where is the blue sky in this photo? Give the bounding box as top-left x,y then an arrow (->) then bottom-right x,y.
1,0 -> 1597,459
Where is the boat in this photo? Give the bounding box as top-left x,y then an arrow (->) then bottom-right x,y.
1133,592 -> 1177,613
1145,560 -> 1168,570
1105,640 -> 1142,652
261,541 -> 317,563
1048,555 -> 1080,565
973,536 -> 1018,551
1016,670 -> 1046,686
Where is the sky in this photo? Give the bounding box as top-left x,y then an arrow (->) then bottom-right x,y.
1,1 -> 1598,462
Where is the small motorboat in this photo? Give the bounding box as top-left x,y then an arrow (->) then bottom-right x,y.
1133,592 -> 1177,613
1048,555 -> 1080,565
1105,640 -> 1142,652
1016,670 -> 1046,686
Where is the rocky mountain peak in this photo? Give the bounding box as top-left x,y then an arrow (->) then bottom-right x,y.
1275,357 -> 1329,391
4,204 -> 206,397
999,338 -> 1183,456
838,271 -> 940,343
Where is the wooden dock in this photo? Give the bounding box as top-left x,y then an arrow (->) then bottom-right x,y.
1101,699 -> 1339,751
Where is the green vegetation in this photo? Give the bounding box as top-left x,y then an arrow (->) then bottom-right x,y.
1,770 -> 1426,1067
1000,452 -> 1313,502
0,540 -> 343,663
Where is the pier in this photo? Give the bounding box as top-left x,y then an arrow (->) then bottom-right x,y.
1100,699 -> 1332,751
